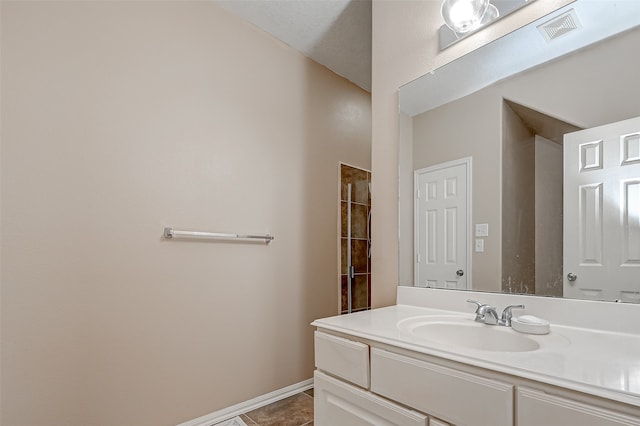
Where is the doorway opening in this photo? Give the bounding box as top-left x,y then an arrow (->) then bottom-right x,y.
501,99 -> 581,296
339,163 -> 371,314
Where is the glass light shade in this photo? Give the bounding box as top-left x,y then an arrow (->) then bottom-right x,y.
477,4 -> 499,27
441,0 -> 490,34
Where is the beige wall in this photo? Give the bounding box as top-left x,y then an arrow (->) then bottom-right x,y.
398,112 -> 413,286
410,90 -> 501,291
502,104 -> 536,294
371,0 -> 575,308
1,2 -> 371,425
535,135 -> 563,297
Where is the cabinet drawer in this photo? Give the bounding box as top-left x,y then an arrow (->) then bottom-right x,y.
371,348 -> 513,426
315,370 -> 427,426
517,387 -> 640,426
314,331 -> 369,388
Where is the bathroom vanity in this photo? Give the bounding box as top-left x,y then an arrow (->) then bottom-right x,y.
312,288 -> 640,425
337,3 -> 640,424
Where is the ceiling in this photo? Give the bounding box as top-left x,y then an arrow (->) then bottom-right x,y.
217,0 -> 372,92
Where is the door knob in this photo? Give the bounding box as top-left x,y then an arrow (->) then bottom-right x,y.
567,272 -> 577,282
456,269 -> 464,277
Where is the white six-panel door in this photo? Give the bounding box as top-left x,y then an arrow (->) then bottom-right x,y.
414,158 -> 470,289
564,116 -> 640,302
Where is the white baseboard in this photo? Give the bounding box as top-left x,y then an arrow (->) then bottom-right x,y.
176,378 -> 314,426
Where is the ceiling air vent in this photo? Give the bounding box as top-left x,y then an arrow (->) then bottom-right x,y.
537,9 -> 582,42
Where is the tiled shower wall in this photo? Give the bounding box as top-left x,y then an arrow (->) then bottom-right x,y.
340,164 -> 371,314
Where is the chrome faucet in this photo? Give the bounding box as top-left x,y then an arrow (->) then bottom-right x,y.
467,300 -> 524,327
467,300 -> 499,325
499,304 -> 525,327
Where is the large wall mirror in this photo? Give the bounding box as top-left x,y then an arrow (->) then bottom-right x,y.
398,0 -> 640,303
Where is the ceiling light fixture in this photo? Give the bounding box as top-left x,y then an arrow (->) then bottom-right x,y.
439,0 -> 535,50
441,0 -> 492,34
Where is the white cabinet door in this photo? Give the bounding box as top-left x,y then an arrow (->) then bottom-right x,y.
518,387 -> 640,426
371,348 -> 513,426
370,348 -> 512,426
314,371 -> 427,426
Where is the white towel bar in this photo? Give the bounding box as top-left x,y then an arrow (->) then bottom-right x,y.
163,227 -> 273,243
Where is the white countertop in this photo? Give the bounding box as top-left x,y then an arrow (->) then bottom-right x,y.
312,303 -> 640,407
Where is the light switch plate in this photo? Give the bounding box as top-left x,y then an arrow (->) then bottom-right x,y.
475,239 -> 485,252
475,223 -> 489,237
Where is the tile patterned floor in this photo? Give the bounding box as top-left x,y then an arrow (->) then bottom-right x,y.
219,389 -> 314,426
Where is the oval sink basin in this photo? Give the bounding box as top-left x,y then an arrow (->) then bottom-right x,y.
398,316 -> 541,352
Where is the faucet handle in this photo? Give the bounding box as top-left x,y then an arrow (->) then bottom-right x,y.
466,299 -> 482,312
467,299 -> 483,321
500,304 -> 525,326
467,299 -> 496,323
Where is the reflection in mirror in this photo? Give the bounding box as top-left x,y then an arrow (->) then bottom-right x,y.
501,100 -> 580,297
398,1 -> 640,302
